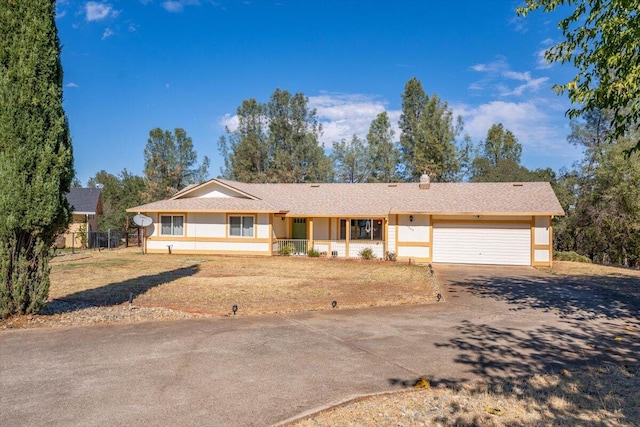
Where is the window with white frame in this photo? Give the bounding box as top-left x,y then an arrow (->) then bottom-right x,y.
229,215 -> 254,237
160,215 -> 184,236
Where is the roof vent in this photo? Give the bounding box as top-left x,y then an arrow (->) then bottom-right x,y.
512,183 -> 524,187
310,184 -> 320,188
388,184 -> 397,187
419,173 -> 430,190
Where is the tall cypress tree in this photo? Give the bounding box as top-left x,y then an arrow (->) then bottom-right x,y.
0,0 -> 74,318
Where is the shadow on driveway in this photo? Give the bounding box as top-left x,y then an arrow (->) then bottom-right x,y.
40,264 -> 200,315
446,269 -> 640,321
390,267 -> 640,426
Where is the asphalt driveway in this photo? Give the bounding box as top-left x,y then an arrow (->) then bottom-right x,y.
1,265 -> 638,426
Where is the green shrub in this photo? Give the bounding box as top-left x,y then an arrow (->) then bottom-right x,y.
385,251 -> 397,261
359,247 -> 376,260
278,243 -> 296,256
554,251 -> 592,263
307,248 -> 320,257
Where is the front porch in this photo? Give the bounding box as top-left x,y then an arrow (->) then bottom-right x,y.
273,239 -> 386,259
272,216 -> 389,259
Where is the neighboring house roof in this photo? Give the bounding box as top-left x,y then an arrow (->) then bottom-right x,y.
128,179 -> 565,216
66,188 -> 102,215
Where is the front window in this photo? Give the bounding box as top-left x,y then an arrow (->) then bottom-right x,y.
230,215 -> 254,237
160,215 -> 184,236
340,218 -> 383,240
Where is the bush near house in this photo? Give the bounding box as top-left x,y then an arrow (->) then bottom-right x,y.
554,251 -> 592,263
359,247 -> 376,260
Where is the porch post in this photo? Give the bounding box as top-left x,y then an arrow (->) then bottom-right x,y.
269,213 -> 274,255
384,217 -> 388,258
345,219 -> 350,258
308,218 -> 314,252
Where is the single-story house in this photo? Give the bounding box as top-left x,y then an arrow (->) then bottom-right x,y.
61,187 -> 103,248
127,175 -> 564,266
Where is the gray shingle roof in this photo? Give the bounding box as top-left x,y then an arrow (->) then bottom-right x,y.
128,179 -> 564,216
66,188 -> 102,214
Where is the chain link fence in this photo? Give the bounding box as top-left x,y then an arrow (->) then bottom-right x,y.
54,230 -> 139,252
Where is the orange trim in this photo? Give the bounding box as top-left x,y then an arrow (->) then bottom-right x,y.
148,236 -> 270,243
396,241 -> 432,247
269,213 -> 274,255
146,249 -> 271,256
432,219 -> 532,225
394,214 -> 399,253
549,215 -> 554,268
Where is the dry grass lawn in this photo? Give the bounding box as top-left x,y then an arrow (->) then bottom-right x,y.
47,248 -> 439,316
550,260 -> 640,279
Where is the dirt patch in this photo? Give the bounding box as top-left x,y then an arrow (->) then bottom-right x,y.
1,249 -> 439,329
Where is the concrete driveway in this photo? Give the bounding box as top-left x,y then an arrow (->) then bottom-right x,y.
1,265 -> 638,426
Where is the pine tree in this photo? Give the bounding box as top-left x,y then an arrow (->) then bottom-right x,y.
0,0 -> 74,318
366,112 -> 400,182
219,89 -> 333,183
399,78 -> 461,182
143,128 -> 209,201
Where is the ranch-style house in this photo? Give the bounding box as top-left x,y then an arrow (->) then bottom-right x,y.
127,175 -> 564,266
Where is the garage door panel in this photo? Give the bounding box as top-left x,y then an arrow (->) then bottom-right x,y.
433,222 -> 531,266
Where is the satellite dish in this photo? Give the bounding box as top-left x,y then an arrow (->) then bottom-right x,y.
133,214 -> 152,227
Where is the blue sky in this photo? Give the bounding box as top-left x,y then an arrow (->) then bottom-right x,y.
56,0 -> 583,184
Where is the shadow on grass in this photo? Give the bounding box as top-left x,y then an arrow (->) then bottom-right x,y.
40,264 -> 200,315
389,271 -> 640,425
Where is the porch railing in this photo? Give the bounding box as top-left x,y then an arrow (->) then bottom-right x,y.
273,239 -> 384,259
273,239 -> 308,255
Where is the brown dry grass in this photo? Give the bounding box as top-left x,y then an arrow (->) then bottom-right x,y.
47,249 -> 439,316
549,261 -> 640,279
290,364 -> 639,426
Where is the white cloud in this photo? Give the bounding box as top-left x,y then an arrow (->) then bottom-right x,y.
535,39 -> 555,70
162,1 -> 184,12
65,82 -> 79,88
219,113 -> 239,132
470,57 -> 550,97
500,76 -> 549,96
219,93 -> 402,148
508,15 -> 528,34
56,0 -> 69,19
85,2 -> 115,21
309,93 -> 400,146
162,0 -> 200,12
453,100 -> 575,163
102,28 -> 114,40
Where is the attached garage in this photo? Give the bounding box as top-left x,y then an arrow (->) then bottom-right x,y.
433,222 -> 531,266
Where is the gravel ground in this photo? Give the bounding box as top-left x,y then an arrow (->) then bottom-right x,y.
0,300 -> 210,329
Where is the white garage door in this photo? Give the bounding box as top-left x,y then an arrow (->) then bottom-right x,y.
433,222 -> 531,265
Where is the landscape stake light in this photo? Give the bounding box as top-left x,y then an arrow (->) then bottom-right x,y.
232,304 -> 238,315
331,300 -> 337,309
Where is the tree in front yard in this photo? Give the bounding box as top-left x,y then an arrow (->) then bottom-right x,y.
0,0 -> 74,318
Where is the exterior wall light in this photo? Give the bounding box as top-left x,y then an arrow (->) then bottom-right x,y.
409,215 -> 414,223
